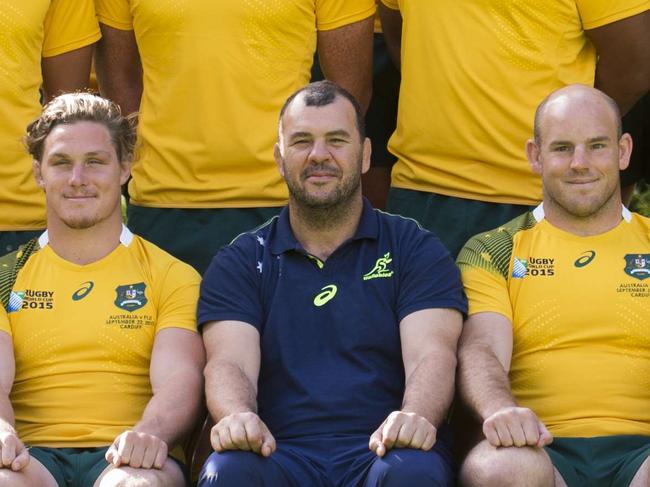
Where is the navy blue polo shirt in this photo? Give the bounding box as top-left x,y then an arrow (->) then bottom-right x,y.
199,199 -> 467,440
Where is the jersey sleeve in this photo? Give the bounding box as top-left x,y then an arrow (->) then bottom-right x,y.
95,0 -> 134,31
155,260 -> 201,333
396,224 -> 467,322
197,236 -> 263,331
42,0 -> 101,58
379,0 -> 400,11
457,234 -> 513,320
316,0 -> 376,31
576,0 -> 650,30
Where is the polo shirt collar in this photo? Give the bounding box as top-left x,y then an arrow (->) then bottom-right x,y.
269,198 -> 379,255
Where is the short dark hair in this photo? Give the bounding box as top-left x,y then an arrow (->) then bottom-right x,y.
25,92 -> 137,163
533,87 -> 622,145
279,80 -> 365,139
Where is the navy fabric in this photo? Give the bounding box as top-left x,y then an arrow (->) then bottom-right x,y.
197,432 -> 454,487
199,199 -> 466,440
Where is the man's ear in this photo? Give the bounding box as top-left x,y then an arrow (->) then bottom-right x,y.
119,159 -> 132,186
274,143 -> 285,177
361,137 -> 371,175
32,160 -> 45,189
618,133 -> 633,171
525,139 -> 542,175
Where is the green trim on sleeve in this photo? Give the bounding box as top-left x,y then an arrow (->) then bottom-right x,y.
0,239 -> 40,310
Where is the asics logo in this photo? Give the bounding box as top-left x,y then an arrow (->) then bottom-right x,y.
72,281 -> 94,301
574,251 -> 596,268
313,285 -> 337,307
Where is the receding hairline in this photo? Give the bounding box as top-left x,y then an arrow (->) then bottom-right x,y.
533,86 -> 622,144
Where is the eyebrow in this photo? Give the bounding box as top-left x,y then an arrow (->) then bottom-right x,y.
48,150 -> 112,158
549,136 -> 611,146
288,129 -> 352,139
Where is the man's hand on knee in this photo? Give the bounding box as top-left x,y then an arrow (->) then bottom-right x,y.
211,412 -> 276,458
369,411 -> 437,458
482,407 -> 552,448
0,430 -> 29,471
105,430 -> 168,469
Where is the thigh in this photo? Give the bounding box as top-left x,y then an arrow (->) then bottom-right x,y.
198,447 -> 329,487
0,451 -> 60,487
336,430 -> 454,487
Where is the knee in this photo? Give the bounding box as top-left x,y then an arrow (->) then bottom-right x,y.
198,451 -> 268,487
459,442 -> 553,487
0,470 -> 30,487
367,448 -> 453,487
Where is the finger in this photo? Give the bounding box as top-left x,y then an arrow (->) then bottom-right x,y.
229,421 -> 250,451
106,444 -> 121,467
409,424 -> 429,450
521,415 -> 541,447
493,420 -> 514,447
368,429 -> 383,453
117,435 -> 134,465
129,444 -> 146,468
141,443 -> 158,469
153,446 -> 167,469
482,422 -> 501,447
1,439 -> 16,467
260,430 -> 276,458
537,423 -> 553,447
12,448 -> 30,471
422,428 -> 437,451
381,416 -> 403,450
510,421 -> 528,447
210,425 -> 224,452
218,425 -> 234,450
244,420 -> 264,453
394,420 -> 416,448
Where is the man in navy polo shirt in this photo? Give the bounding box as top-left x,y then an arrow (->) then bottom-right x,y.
197,80 -> 467,487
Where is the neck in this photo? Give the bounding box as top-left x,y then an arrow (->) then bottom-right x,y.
46,215 -> 124,265
543,196 -> 624,237
289,195 -> 364,261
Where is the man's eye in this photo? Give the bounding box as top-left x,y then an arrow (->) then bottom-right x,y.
592,143 -> 605,150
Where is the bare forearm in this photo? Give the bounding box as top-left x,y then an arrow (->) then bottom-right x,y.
134,369 -> 203,447
205,360 -> 258,423
459,343 -> 517,420
95,25 -> 143,115
402,348 -> 456,427
0,395 -> 15,434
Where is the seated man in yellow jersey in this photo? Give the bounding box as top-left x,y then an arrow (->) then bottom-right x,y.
0,0 -> 100,255
0,93 -> 204,487
456,85 -> 650,487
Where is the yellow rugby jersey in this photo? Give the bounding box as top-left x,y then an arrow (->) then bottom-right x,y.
0,227 -> 200,447
381,0 -> 650,205
0,0 -> 100,231
457,205 -> 650,437
95,0 -> 376,209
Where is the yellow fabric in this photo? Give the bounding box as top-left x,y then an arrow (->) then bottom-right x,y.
0,0 -> 100,231
457,210 -> 650,437
381,0 -> 650,206
95,0 -> 376,209
0,234 -> 200,447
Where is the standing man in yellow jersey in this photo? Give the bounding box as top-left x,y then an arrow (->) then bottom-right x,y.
0,93 -> 204,486
0,0 -> 100,255
94,0 -> 375,274
380,0 -> 650,257
456,85 -> 650,486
